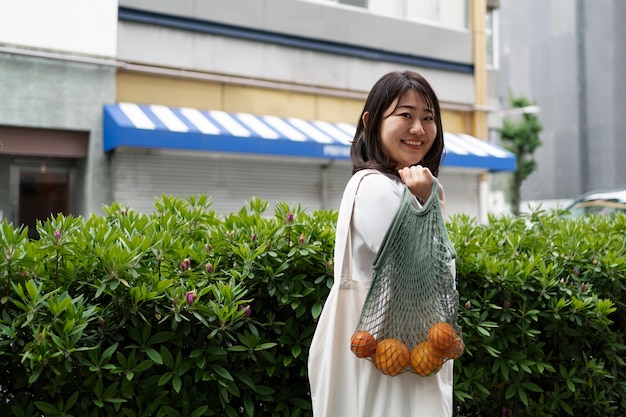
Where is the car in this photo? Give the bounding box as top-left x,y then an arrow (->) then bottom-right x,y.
564,187 -> 626,217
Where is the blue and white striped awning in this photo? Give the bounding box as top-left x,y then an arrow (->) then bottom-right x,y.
103,103 -> 516,171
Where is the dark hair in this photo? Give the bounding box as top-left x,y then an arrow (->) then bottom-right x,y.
350,70 -> 445,177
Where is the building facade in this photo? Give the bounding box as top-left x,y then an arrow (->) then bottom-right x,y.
1,0 -> 513,234
497,0 -> 626,207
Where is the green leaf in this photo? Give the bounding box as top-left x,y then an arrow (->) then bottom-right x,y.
210,364 -> 234,381
172,375 -> 182,393
146,347 -> 163,365
190,406 -> 210,417
34,401 -> 59,414
505,384 -> 516,399
311,302 -> 323,319
292,344 -> 301,358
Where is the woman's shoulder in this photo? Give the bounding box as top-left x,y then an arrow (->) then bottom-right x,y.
348,169 -> 402,189
350,170 -> 404,201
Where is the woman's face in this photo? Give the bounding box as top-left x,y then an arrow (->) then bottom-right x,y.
376,90 -> 437,170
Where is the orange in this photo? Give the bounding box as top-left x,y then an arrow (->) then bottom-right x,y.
350,331 -> 377,358
428,322 -> 464,359
372,338 -> 410,376
410,341 -> 444,376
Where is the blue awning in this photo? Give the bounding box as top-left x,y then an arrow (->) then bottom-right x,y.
103,103 -> 516,171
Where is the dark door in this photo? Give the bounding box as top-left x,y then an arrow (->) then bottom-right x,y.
11,161 -> 74,239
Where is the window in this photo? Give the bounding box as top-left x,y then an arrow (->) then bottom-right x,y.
485,7 -> 499,68
339,0 -> 367,7
298,0 -> 468,29
406,0 -> 468,29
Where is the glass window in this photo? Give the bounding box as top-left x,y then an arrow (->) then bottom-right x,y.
486,7 -> 498,68
339,0 -> 367,7
406,0 -> 468,29
297,0 -> 468,29
406,0 -> 439,23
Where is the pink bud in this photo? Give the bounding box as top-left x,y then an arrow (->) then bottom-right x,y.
205,262 -> 214,273
298,233 -> 306,246
185,290 -> 197,305
464,300 -> 471,310
251,233 -> 257,241
286,213 -> 294,225
54,229 -> 61,239
239,304 -> 251,318
579,283 -> 586,293
180,258 -> 191,271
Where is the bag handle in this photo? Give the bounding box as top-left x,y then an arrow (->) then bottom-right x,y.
334,170 -> 376,285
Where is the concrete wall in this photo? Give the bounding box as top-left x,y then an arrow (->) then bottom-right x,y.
0,0 -> 118,57
498,0 -> 626,202
0,0 -> 119,217
117,0 -> 476,106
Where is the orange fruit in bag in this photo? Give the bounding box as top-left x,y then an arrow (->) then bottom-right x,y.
372,338 -> 410,376
428,322 -> 464,359
410,341 -> 444,376
351,331 -> 377,358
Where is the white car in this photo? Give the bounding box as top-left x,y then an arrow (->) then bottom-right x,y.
564,187 -> 626,217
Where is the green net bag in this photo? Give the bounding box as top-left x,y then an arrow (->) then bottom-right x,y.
350,178 -> 463,376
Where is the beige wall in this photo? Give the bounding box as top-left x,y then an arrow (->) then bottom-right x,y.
117,71 -> 469,132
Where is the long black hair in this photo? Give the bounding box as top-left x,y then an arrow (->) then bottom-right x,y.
350,70 -> 445,177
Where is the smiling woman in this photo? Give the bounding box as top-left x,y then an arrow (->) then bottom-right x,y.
308,71 -> 455,417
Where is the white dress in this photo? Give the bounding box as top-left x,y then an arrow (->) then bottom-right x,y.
308,170 -> 453,417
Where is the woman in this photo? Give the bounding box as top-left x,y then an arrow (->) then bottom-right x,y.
308,70 -> 452,417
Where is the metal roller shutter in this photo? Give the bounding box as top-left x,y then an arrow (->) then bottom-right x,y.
112,150 -> 351,216
439,170 -> 480,219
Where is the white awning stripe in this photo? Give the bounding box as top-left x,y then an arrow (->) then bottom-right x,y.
209,110 -> 251,137
119,102 -> 155,130
261,115 -> 308,142
235,113 -> 281,139
288,117 -> 334,144
180,108 -> 221,134
150,105 -> 189,132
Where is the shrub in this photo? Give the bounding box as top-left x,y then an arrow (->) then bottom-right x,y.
0,195 -> 335,417
1,196 -> 625,416
450,210 -> 626,416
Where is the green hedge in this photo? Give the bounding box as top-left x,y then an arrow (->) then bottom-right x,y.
0,195 -> 335,417
0,196 -> 625,416
450,209 -> 626,416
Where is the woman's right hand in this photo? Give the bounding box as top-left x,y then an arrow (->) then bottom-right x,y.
398,166 -> 435,203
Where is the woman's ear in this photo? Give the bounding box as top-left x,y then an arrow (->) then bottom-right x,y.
362,112 -> 369,128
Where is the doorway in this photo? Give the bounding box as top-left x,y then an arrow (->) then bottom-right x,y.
10,160 -> 76,239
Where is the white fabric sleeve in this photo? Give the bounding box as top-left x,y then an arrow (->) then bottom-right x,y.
352,174 -> 404,255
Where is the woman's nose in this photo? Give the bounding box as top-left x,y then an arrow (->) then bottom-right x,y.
409,121 -> 425,135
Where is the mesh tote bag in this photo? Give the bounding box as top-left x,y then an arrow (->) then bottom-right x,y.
350,178 -> 464,377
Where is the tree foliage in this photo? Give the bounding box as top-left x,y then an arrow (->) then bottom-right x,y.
499,94 -> 543,215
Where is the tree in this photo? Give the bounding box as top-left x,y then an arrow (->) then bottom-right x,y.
499,94 -> 543,215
